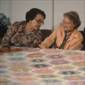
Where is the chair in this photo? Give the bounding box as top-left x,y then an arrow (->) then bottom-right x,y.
80,27 -> 85,50
40,29 -> 52,41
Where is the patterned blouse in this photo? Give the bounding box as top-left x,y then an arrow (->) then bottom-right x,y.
1,21 -> 42,48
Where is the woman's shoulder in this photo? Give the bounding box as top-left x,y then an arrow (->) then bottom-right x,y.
11,21 -> 26,32
12,21 -> 26,27
73,30 -> 83,40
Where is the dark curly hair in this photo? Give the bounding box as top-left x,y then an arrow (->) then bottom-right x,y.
25,8 -> 46,22
64,11 -> 81,28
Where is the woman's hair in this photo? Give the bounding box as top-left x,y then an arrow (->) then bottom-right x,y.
64,11 -> 81,28
26,8 -> 46,22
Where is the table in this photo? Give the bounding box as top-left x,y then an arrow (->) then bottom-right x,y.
0,48 -> 85,85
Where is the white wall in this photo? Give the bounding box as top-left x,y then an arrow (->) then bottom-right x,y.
0,0 -> 12,18
11,0 -> 53,30
0,0 -> 85,30
0,0 -> 53,30
54,0 -> 85,30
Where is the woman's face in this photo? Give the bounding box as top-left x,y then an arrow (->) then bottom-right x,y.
30,14 -> 44,31
62,16 -> 75,32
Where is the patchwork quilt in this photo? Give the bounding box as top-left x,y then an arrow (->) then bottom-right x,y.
0,48 -> 85,85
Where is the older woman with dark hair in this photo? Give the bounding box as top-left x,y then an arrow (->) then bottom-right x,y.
40,11 -> 83,50
1,8 -> 46,48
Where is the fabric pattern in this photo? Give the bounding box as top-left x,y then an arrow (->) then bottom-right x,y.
1,21 -> 42,47
0,48 -> 85,85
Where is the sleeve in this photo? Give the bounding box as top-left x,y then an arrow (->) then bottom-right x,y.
39,30 -> 57,48
1,22 -> 19,47
33,31 -> 43,47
